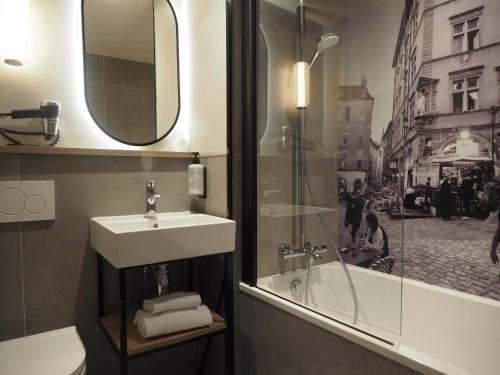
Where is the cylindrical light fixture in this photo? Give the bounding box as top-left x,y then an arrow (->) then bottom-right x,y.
0,0 -> 31,66
293,61 -> 310,109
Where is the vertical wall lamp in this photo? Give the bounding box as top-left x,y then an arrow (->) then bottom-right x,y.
0,0 -> 31,66
293,61 -> 310,109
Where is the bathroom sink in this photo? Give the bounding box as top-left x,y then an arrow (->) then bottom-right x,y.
90,212 -> 236,268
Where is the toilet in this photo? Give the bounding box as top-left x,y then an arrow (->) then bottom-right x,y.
0,326 -> 86,375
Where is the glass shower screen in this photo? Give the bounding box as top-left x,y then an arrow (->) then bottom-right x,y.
255,0 -> 405,339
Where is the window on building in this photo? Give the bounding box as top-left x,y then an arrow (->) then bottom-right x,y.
358,137 -> 363,146
356,149 -> 364,159
409,94 -> 415,128
452,17 -> 480,54
410,52 -> 417,83
338,106 -> 351,122
357,160 -> 362,169
340,154 -> 347,169
452,77 -> 479,112
343,131 -> 349,146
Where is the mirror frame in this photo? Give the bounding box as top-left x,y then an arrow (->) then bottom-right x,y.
81,0 -> 181,146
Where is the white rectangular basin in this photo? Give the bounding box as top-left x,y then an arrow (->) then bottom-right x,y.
90,211 -> 236,268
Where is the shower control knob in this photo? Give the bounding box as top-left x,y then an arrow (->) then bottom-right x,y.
279,243 -> 292,257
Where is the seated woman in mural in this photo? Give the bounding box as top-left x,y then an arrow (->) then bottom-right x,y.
362,213 -> 389,256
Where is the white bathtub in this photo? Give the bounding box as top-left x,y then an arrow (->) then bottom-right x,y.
240,261 -> 500,375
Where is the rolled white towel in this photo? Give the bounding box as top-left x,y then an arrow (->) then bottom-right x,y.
143,292 -> 202,314
133,305 -> 213,339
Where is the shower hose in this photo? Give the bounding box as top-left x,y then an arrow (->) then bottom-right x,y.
303,155 -> 359,325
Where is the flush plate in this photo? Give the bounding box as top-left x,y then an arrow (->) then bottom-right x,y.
0,181 -> 55,223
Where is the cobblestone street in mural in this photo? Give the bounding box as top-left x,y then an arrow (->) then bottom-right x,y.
338,203 -> 500,301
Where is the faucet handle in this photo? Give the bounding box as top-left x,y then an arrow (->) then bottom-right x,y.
146,180 -> 156,193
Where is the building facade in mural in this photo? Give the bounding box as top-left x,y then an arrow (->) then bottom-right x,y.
384,0 -> 500,189
338,77 -> 374,192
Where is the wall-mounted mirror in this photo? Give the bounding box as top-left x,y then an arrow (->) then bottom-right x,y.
82,0 -> 179,146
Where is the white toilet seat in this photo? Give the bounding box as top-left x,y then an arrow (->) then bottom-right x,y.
0,326 -> 86,375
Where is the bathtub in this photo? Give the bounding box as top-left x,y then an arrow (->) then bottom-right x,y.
240,261 -> 500,375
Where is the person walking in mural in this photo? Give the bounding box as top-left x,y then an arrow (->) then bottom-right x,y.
491,212 -> 500,264
440,176 -> 452,220
344,179 -> 365,243
460,175 -> 474,219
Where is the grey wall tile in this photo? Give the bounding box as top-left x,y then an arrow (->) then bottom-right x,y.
240,293 -> 421,375
142,88 -> 157,137
84,53 -> 103,84
0,223 -> 24,340
103,56 -> 153,89
18,155 -> 191,334
103,85 -> 147,144
0,154 -> 24,340
86,82 -> 105,126
197,156 -> 228,218
0,154 -> 20,180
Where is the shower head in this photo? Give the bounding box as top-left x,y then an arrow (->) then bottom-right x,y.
309,32 -> 339,69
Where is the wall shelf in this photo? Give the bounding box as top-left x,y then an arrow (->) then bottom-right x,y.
0,145 -> 193,159
96,254 -> 232,375
100,310 -> 226,357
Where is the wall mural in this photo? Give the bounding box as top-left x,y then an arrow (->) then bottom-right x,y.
338,0 -> 500,302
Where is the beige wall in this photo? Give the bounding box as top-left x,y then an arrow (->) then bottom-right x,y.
187,0 -> 227,155
0,0 -> 226,154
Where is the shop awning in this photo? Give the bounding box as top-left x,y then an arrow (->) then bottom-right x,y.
431,156 -> 491,163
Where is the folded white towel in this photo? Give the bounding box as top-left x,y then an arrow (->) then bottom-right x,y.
143,292 -> 202,314
133,305 -> 213,339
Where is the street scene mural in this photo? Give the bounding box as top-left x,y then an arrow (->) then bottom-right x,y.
338,0 -> 500,301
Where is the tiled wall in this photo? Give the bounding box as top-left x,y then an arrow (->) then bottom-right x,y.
257,155 -> 338,277
0,153 -> 228,374
85,53 -> 157,144
239,293 -> 421,375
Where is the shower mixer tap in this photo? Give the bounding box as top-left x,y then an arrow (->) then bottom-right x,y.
279,242 -> 328,260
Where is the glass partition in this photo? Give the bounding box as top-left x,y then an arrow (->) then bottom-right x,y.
256,0 -> 405,339
255,0 -> 500,342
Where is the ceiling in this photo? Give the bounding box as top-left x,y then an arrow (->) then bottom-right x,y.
266,0 -> 397,23
84,0 -> 155,64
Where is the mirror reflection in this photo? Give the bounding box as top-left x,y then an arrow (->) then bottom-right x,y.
82,0 -> 179,145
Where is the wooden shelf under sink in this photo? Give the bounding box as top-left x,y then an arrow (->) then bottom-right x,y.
99,310 -> 226,357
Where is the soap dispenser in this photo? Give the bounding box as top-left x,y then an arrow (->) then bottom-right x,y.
189,152 -> 206,198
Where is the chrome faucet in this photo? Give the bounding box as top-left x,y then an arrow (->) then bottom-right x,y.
145,180 -> 161,218
304,243 -> 323,260
279,242 -> 328,260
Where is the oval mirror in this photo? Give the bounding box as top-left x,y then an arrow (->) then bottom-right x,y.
82,0 -> 180,146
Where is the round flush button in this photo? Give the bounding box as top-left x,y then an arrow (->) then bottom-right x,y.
0,188 -> 25,215
25,195 -> 45,214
